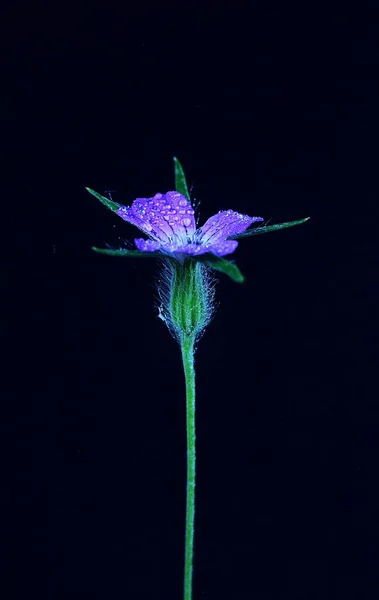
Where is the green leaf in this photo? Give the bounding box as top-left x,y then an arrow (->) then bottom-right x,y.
230,217 -> 310,239
173,157 -> 191,201
92,247 -> 163,258
86,187 -> 122,212
196,254 -> 245,283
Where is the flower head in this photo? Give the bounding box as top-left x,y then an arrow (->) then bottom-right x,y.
116,191 -> 264,258
87,157 -> 309,283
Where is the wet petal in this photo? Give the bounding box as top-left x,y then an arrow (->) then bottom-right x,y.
198,210 -> 263,244
134,238 -> 163,252
117,191 -> 195,244
205,239 -> 239,256
172,243 -> 212,256
158,240 -> 238,257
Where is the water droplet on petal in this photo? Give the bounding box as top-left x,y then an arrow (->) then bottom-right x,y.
179,199 -> 187,207
144,223 -> 152,231
163,215 -> 170,221
183,217 -> 192,227
178,209 -> 186,214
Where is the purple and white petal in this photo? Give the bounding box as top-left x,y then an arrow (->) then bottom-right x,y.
176,241 -> 238,256
205,239 -> 239,256
118,192 -> 196,245
134,238 -> 162,253
157,240 -> 238,258
172,243 -> 211,256
198,210 -> 264,244
148,191 -> 196,244
116,206 -> 154,237
168,191 -> 196,239
117,194 -> 171,243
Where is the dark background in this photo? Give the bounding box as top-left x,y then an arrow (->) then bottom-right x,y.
3,2 -> 378,599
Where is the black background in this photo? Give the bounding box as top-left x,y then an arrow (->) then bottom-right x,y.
3,2 -> 378,599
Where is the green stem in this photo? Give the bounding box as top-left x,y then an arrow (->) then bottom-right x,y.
180,333 -> 196,600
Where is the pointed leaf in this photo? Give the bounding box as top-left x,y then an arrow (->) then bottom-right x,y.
195,254 -> 245,283
86,187 -> 122,212
230,217 -> 310,239
92,246 -> 163,258
173,157 -> 190,201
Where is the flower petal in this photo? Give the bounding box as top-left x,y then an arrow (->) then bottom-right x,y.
198,210 -> 264,244
134,238 -> 163,252
205,239 -> 239,256
150,240 -> 238,257
117,191 -> 196,244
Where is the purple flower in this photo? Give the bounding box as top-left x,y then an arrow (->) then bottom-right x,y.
116,191 -> 264,258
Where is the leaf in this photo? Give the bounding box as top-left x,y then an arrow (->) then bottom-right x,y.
230,217 -> 310,239
86,187 -> 122,212
196,254 -> 245,283
173,157 -> 191,201
92,246 -> 163,258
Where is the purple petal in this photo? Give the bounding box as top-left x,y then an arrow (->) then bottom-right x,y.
198,210 -> 264,244
134,238 -> 162,252
117,191 -> 195,244
153,240 -> 238,257
204,240 -> 239,256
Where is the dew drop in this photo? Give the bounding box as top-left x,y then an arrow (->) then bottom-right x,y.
182,217 -> 192,227
179,199 -> 187,207
178,209 -> 186,214
186,209 -> 194,215
163,215 -> 170,221
144,223 -> 152,231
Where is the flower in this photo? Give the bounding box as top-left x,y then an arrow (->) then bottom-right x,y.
115,191 -> 264,258
87,157 -> 309,284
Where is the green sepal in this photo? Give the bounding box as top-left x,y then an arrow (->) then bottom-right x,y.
173,157 -> 191,201
92,246 -> 163,258
230,217 -> 310,239
196,254 -> 245,283
86,187 -> 122,212
169,260 -> 211,339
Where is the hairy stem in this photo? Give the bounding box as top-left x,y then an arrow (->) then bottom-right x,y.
180,333 -> 196,600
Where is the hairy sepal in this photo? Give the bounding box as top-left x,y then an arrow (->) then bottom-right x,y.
196,254 -> 245,283
173,157 -> 191,201
92,246 -> 163,258
86,187 -> 122,212
157,259 -> 215,342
